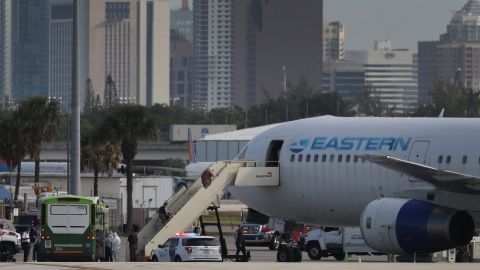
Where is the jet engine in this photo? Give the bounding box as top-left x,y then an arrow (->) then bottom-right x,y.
360,198 -> 474,254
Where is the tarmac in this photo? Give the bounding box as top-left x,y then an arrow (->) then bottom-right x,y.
1,262 -> 480,270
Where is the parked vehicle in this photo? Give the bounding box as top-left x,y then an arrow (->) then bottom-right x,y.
304,227 -> 381,261
0,219 -> 21,262
240,208 -> 284,250
151,233 -> 222,262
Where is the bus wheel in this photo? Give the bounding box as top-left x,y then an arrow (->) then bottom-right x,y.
152,256 -> 158,262
174,256 -> 182,262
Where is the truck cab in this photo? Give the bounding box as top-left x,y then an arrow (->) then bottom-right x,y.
304,227 -> 380,261
239,208 -> 284,250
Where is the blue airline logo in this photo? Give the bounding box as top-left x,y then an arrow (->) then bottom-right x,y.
289,137 -> 412,153
288,138 -> 310,154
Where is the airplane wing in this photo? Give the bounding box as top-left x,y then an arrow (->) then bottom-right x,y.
362,154 -> 480,194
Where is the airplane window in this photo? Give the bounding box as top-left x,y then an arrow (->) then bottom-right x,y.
438,155 -> 443,164
322,154 -> 327,162
462,155 -> 467,164
346,155 -> 351,162
446,155 -> 451,164
298,154 -> 303,162
338,155 -> 342,162
314,154 -> 319,162
329,154 -> 334,162
366,217 -> 372,229
290,154 -> 295,162
354,155 -> 359,163
306,154 -> 311,162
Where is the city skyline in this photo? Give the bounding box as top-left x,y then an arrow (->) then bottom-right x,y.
324,0 -> 463,51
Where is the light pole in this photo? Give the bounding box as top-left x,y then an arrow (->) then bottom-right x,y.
283,66 -> 288,121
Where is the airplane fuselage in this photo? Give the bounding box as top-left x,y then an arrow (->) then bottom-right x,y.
228,116 -> 480,227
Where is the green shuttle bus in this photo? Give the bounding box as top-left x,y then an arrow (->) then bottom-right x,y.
38,195 -> 109,261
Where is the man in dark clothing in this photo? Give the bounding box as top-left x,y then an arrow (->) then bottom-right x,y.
29,227 -> 36,261
235,225 -> 247,261
157,202 -> 171,222
127,228 -> 138,262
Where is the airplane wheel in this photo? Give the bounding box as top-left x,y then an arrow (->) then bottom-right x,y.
174,256 -> 182,262
277,247 -> 290,262
151,256 -> 158,262
306,243 -> 322,260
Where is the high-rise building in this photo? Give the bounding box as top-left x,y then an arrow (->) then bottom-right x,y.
192,0 -> 323,111
0,0 -> 13,100
193,0 -> 234,111
49,0 -> 73,111
327,42 -> 418,115
11,0 -> 50,100
86,0 -> 170,107
418,0 -> 480,103
322,62 -> 365,104
170,1 -> 194,108
323,21 -> 344,63
233,0 -> 324,110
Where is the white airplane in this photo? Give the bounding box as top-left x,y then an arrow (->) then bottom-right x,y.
228,116 -> 480,255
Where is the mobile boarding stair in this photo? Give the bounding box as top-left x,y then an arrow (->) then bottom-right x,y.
137,160 -> 280,260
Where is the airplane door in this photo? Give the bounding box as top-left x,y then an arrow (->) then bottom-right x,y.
408,140 -> 430,182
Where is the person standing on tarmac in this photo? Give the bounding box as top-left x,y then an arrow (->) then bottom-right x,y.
235,225 -> 247,261
128,227 -> 138,262
21,229 -> 30,262
105,232 -> 113,262
113,232 -> 121,262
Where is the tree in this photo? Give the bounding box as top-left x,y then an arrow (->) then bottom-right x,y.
17,97 -> 60,184
103,105 -> 157,231
429,79 -> 480,117
81,113 -> 121,196
0,111 -> 27,200
104,74 -> 118,107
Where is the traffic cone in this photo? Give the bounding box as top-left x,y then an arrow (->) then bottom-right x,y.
343,252 -> 349,262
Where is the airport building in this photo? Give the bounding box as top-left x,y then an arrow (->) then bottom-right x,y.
418,0 -> 480,103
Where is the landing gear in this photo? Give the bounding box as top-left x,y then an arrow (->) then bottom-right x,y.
269,235 -> 280,250
276,234 -> 302,262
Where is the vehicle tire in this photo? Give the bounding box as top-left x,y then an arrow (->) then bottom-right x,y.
306,242 -> 322,260
277,247 -> 290,262
151,256 -> 158,262
174,256 -> 182,262
269,235 -> 280,250
0,242 -> 15,262
293,247 -> 302,262
333,252 -> 345,261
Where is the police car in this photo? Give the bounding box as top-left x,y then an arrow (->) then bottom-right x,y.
151,233 -> 222,262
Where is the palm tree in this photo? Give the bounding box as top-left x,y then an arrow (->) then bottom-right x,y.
103,105 -> 156,231
17,97 -> 59,183
81,115 -> 120,196
0,111 -> 28,201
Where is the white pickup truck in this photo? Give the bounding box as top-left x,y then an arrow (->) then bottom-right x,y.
304,227 -> 381,261
0,219 -> 21,262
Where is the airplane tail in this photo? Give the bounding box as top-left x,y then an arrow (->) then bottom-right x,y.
188,128 -> 197,164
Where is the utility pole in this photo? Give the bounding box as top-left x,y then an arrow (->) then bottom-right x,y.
70,0 -> 81,195
283,66 -> 288,122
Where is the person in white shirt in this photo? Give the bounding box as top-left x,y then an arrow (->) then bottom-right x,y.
21,230 -> 30,262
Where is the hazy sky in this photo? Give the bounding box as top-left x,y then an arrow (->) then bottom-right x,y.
171,0 -> 468,52
324,0 -> 464,51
